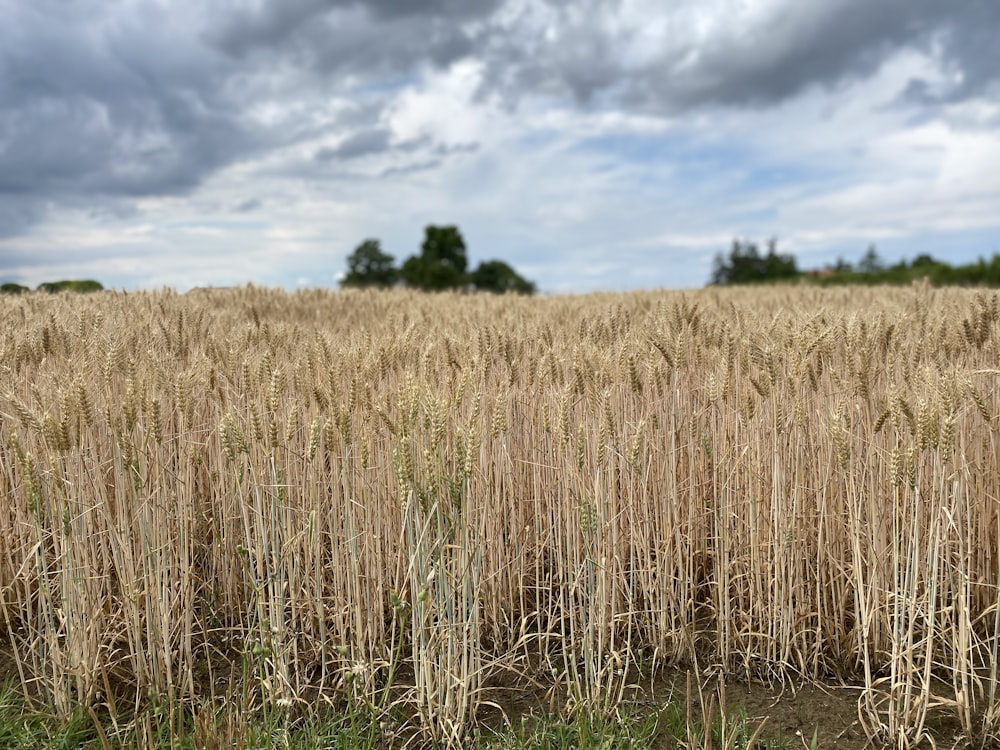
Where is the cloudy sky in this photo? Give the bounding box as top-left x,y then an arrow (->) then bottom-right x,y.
1,0 -> 998,293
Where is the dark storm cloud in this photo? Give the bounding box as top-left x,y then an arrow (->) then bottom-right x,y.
0,0 -> 499,237
657,2 -> 925,108
314,131 -> 442,162
210,0 -> 497,69
0,0 -> 262,237
1,0 -> 997,243
929,1 -> 1000,102
206,0 -> 1000,112
212,0 -> 484,55
689,0 -> 1000,109
479,0 -> 1000,112
315,129 -> 392,160
0,198 -> 45,240
283,14 -> 478,77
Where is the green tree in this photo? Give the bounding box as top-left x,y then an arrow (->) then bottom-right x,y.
858,245 -> 883,274
711,238 -> 798,284
470,260 -> 536,294
37,280 -> 103,293
342,239 -> 398,288
1,282 -> 29,295
832,256 -> 853,273
400,225 -> 469,291
762,239 -> 798,279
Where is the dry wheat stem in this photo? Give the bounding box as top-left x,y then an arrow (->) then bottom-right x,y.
0,284 -> 998,748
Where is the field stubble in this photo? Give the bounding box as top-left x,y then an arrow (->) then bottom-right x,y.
0,283 -> 998,748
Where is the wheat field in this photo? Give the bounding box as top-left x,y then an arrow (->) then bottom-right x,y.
1,284 -> 998,747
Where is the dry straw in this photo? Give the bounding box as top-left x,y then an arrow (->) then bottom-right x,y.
0,284 -> 998,748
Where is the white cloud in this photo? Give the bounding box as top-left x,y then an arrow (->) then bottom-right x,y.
1,0 -> 999,292
388,61 -> 490,144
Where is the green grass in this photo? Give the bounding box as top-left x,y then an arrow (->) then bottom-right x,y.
0,678 -> 790,749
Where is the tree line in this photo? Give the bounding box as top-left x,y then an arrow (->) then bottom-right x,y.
1,280 -> 104,295
711,239 -> 1000,287
342,225 -> 536,294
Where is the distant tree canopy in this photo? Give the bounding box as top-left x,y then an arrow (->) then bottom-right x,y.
709,239 -> 1000,288
38,279 -> 105,293
400,225 -> 469,291
1,280 -> 104,294
710,239 -> 798,285
857,244 -> 884,274
341,239 -> 397,288
342,224 -> 536,294
470,260 -> 537,294
810,252 -> 1000,287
